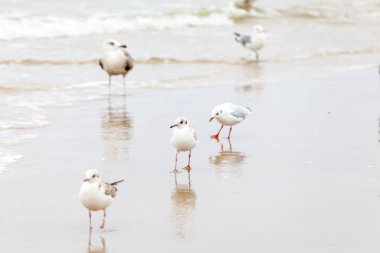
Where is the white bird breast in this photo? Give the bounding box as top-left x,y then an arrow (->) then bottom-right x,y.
170,127 -> 197,152
247,39 -> 264,51
216,113 -> 242,126
79,182 -> 113,211
101,50 -> 128,76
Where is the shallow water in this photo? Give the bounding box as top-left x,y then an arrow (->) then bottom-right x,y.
0,66 -> 380,252
1,0 -> 380,144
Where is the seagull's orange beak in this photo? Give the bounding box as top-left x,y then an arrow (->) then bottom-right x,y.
209,117 -> 215,123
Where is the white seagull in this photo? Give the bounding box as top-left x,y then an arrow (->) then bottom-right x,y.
209,103 -> 252,140
79,169 -> 124,229
234,25 -> 266,61
99,39 -> 134,87
170,117 -> 197,174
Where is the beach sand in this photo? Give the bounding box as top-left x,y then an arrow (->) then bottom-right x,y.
0,57 -> 380,252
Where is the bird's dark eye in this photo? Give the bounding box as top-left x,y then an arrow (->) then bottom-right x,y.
180,120 -> 183,124
92,175 -> 96,178
109,42 -> 114,46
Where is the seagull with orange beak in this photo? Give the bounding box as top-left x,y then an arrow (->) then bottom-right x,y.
170,117 -> 197,174
209,103 -> 252,140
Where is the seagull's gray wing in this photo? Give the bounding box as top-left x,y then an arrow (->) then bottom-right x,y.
235,34 -> 251,47
231,106 -> 251,120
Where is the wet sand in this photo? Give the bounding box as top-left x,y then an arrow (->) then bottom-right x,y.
0,60 -> 380,252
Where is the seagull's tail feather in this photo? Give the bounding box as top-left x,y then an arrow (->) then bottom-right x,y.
110,180 -> 124,185
245,107 -> 252,113
110,180 -> 124,196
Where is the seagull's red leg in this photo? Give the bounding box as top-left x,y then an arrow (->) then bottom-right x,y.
228,127 -> 233,140
183,151 -> 192,171
88,224 -> 92,250
228,137 -> 232,150
172,152 -> 179,174
88,210 -> 92,229
211,125 -> 223,140
100,210 -> 106,229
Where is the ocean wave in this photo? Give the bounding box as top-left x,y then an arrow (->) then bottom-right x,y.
0,150 -> 22,174
1,1 -> 379,41
0,115 -> 49,130
275,1 -> 380,20
0,11 -> 233,41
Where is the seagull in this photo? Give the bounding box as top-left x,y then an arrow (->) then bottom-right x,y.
99,39 -> 134,87
79,169 -> 124,229
234,0 -> 255,10
234,25 -> 266,61
209,103 -> 252,140
170,117 -> 197,174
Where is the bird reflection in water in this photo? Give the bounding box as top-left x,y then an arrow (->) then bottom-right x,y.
101,93 -> 133,160
87,229 -> 106,253
171,172 -> 196,239
209,139 -> 247,177
237,63 -> 265,103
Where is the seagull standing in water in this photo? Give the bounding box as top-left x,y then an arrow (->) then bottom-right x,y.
209,103 -> 252,140
170,117 -> 197,174
99,39 -> 134,87
234,25 -> 266,61
79,169 -> 124,229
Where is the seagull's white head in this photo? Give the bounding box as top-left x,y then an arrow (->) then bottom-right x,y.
170,117 -> 189,129
252,25 -> 265,34
209,107 -> 223,123
102,39 -> 127,51
83,169 -> 100,183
